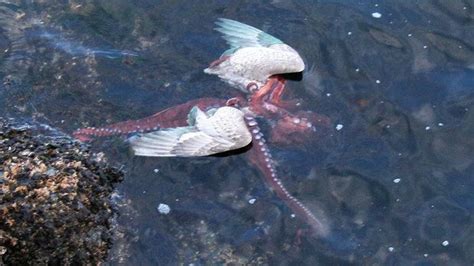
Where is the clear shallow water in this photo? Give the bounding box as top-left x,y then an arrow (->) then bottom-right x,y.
1,0 -> 473,264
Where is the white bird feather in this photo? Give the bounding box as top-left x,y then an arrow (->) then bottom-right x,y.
130,106 -> 252,157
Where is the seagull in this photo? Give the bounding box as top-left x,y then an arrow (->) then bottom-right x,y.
204,18 -> 305,93
129,105 -> 252,157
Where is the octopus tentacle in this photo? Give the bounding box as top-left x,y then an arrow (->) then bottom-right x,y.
246,82 -> 259,93
248,77 -> 284,117
268,76 -> 286,104
225,97 -> 245,108
250,77 -> 279,104
268,79 -> 302,112
73,97 -> 227,141
249,77 -> 303,118
269,111 -> 332,146
245,116 -> 329,236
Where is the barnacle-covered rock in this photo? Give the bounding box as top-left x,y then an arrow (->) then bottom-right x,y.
0,118 -> 123,265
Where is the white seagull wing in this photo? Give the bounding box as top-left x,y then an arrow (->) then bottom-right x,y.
130,128 -> 227,157
130,106 -> 252,157
215,18 -> 284,55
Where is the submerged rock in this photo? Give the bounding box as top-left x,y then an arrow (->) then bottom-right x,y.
0,118 -> 123,265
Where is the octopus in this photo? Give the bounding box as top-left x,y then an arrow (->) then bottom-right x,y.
73,18 -> 331,237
